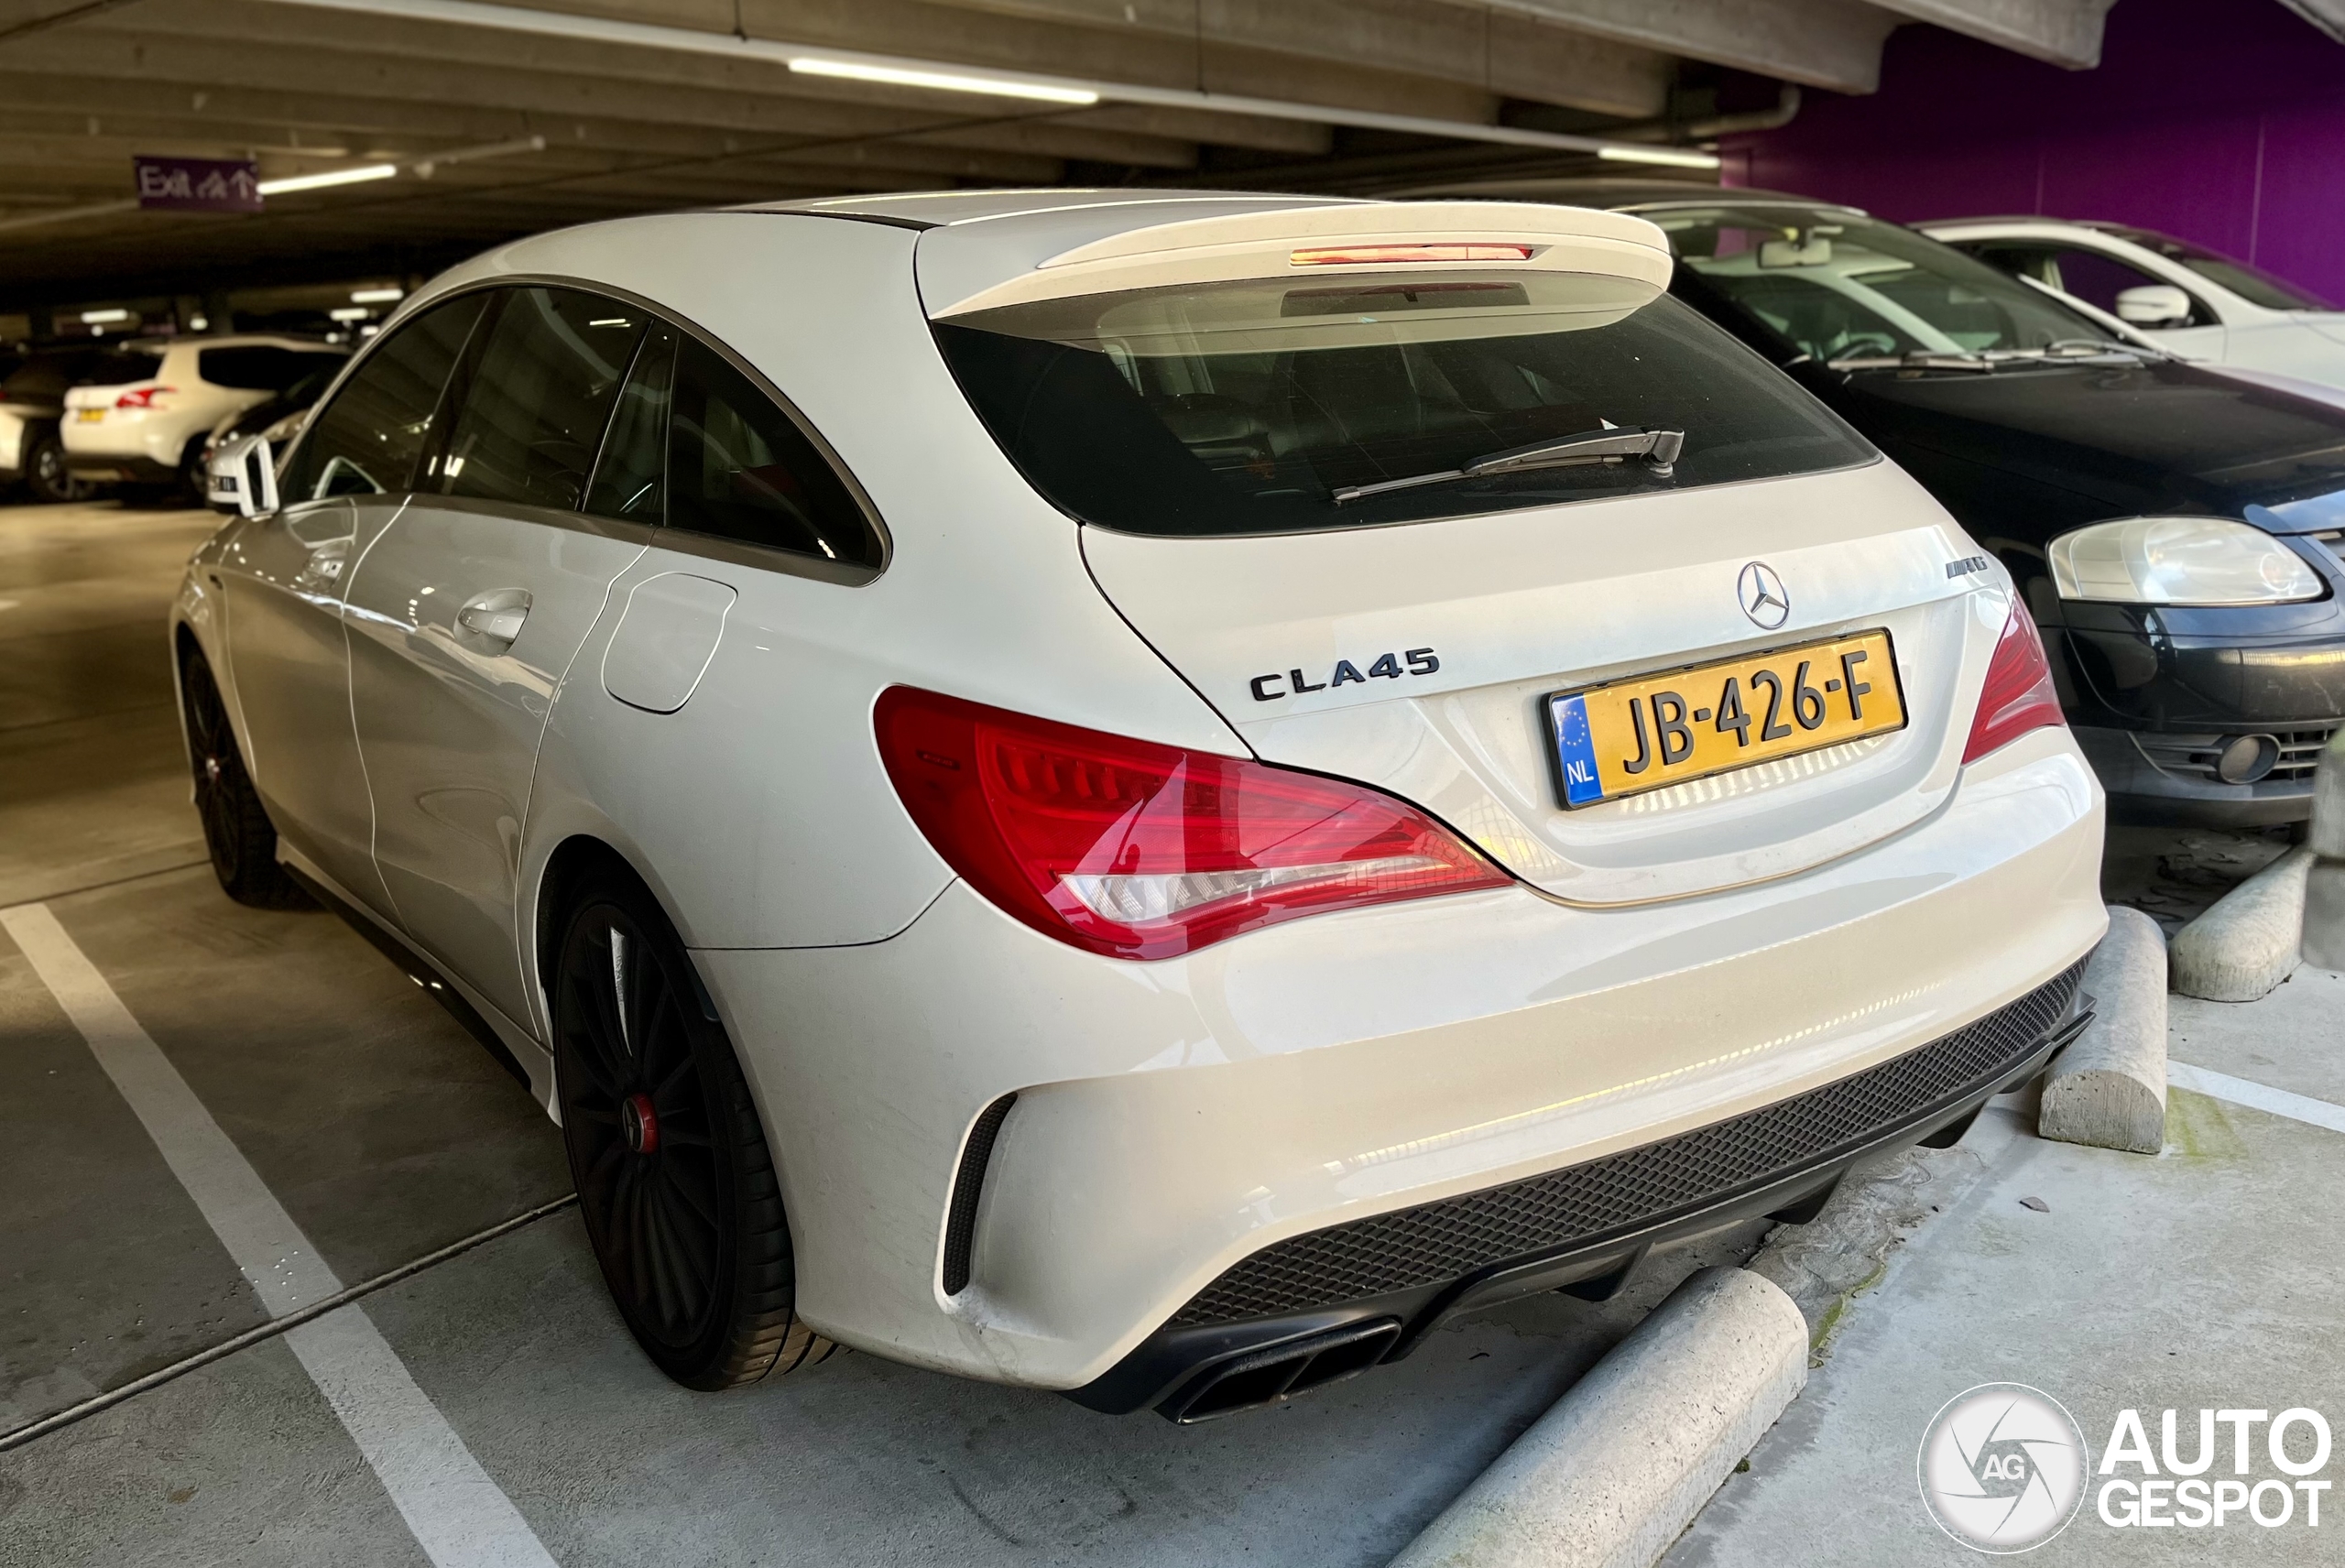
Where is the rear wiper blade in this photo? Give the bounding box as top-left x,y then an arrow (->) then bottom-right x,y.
1332,426 -> 1685,506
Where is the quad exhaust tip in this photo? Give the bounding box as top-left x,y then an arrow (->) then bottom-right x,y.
1156,1319 -> 1402,1424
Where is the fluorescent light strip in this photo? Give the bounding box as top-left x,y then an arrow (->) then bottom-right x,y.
81,308 -> 130,323
1598,145 -> 1724,169
257,162 -> 398,195
350,287 -> 404,303
245,0 -> 1720,168
790,56 -> 1096,105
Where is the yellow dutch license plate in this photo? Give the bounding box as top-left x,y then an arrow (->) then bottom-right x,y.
1546,629 -> 1905,808
76,408 -> 104,422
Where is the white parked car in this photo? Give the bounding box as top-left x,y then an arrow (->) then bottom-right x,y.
63,334 -> 345,500
1924,218 -> 2345,387
174,191 -> 2106,1420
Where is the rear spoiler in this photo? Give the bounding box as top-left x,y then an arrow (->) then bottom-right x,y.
924,201 -> 1673,319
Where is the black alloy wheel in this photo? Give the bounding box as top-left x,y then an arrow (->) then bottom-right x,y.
180,652 -> 311,909
552,872 -> 833,1389
25,431 -> 90,503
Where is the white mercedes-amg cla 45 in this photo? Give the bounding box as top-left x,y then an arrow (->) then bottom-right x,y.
172,190 -> 2106,1422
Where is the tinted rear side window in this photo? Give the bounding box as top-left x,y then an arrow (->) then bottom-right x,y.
429,289 -> 645,511
202,344 -> 344,391
665,335 -> 880,569
584,324 -> 677,525
281,293 -> 485,504
933,272 -> 1872,537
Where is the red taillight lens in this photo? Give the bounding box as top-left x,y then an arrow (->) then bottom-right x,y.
1963,603 -> 2065,763
115,386 -> 171,408
876,686 -> 1510,960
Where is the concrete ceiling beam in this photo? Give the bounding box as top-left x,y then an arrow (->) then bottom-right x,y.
0,29 -> 1206,168
1429,0 -> 1898,93
921,0 -> 1670,116
1860,0 -> 2116,68
127,0 -> 1517,142
0,72 -> 1085,180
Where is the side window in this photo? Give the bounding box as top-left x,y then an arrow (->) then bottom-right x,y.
1962,244 -> 2060,289
584,324 -> 677,523
429,289 -> 645,511
666,335 -> 881,570
2048,248 -> 2211,325
279,294 -> 486,506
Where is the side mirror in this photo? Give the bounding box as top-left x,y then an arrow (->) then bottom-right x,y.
2115,284 -> 2193,328
234,436 -> 278,518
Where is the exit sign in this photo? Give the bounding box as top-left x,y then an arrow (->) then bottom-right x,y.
134,156 -> 263,212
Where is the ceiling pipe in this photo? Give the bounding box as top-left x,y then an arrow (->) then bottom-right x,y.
1603,84 -> 1804,147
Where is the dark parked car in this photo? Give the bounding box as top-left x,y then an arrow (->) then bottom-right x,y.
1420,180 -> 2345,825
0,347 -> 115,502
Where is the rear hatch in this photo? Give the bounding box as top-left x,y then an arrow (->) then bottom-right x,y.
61,345 -> 170,427
921,201 -> 2007,904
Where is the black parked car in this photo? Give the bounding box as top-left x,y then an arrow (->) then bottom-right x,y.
0,347 -> 113,502
1422,180 -> 2345,825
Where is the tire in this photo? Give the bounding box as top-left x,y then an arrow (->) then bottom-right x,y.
551,869 -> 834,1389
179,439 -> 211,506
24,430 -> 90,503
180,653 -> 312,909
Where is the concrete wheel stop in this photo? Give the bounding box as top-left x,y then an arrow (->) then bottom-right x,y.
2039,906 -> 2167,1154
2170,844 -> 2310,1002
1387,1268 -> 1806,1568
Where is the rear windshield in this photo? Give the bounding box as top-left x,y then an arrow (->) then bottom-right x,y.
82,348 -> 166,386
933,269 -> 1873,537
201,343 -> 345,391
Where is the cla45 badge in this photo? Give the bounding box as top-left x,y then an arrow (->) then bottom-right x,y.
1250,648 -> 1439,702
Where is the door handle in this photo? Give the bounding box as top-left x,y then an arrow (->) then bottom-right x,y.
456,589 -> 531,648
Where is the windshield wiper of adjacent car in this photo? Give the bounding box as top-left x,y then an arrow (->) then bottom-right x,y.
1332,426 -> 1685,506
1827,340 -> 2151,374
1826,350 -> 2001,373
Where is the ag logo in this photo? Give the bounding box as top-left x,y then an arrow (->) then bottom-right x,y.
1918,1384 -> 2089,1553
1737,561 -> 1791,629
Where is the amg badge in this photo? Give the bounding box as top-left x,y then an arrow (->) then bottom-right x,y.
1250,648 -> 1439,702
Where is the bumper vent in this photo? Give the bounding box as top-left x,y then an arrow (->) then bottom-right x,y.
2136,726 -> 2338,786
1172,963 -> 2084,1327
941,1094 -> 1017,1296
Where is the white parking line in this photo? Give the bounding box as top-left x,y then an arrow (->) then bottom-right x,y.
2168,1060 -> 2345,1136
0,902 -> 560,1568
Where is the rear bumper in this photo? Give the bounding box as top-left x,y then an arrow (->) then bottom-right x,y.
62,452 -> 176,484
696,726 -> 2106,1393
1077,963 -> 2088,1421
62,411 -> 197,476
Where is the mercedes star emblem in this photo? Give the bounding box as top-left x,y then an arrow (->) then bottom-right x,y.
1738,561 -> 1791,629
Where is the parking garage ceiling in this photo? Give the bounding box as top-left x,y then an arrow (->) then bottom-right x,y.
0,0 -> 2119,301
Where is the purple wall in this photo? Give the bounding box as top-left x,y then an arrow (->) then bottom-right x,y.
1723,0 -> 2345,304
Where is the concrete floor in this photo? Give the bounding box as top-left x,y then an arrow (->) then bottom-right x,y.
0,498 -> 1763,1565
1667,914 -> 2345,1563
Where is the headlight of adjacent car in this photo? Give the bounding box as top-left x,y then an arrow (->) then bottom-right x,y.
2047,517 -> 2323,605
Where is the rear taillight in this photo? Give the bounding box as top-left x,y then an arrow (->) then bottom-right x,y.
115,386 -> 172,408
1962,602 -> 2065,763
876,687 -> 1510,960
